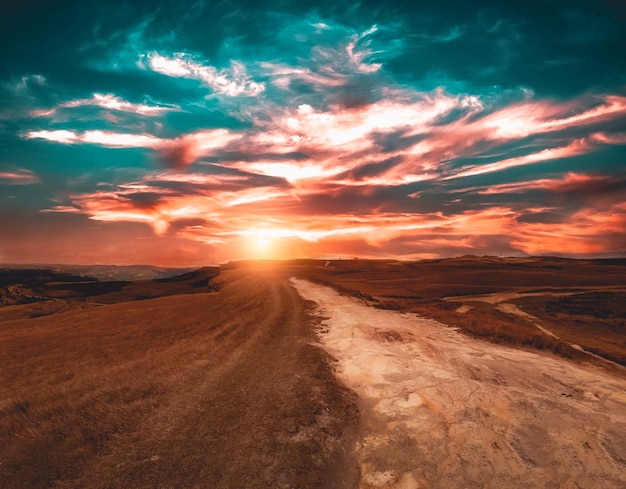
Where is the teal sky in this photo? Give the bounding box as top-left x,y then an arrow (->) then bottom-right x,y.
1,0 -> 625,266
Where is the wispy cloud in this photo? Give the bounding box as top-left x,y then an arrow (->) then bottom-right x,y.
26,129 -> 162,148
444,139 -> 590,180
143,52 -> 265,97
25,128 -> 240,166
0,167 -> 40,185
31,93 -> 178,117
3,74 -> 46,94
472,172 -> 622,195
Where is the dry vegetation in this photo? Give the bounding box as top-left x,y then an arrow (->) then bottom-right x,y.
286,256 -> 626,367
514,291 -> 626,365
1,257 -> 624,487
0,265 -> 358,488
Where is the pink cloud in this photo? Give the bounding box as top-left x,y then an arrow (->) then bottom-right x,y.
25,88 -> 626,190
274,93 -> 462,148
26,82 -> 626,261
0,168 -> 40,185
590,132 -> 626,145
468,95 -> 626,140
445,138 -> 590,180
476,172 -> 616,194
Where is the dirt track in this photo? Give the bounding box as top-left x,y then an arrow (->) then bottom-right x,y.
0,265 -> 359,488
83,266 -> 361,489
293,278 -> 626,489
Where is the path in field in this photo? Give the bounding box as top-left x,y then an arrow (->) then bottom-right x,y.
452,289 -> 626,367
0,266 -> 359,489
293,278 -> 626,489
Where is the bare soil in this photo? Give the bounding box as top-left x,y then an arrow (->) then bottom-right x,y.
293,278 -> 626,489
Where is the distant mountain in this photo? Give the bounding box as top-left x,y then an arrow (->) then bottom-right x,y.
0,264 -> 196,282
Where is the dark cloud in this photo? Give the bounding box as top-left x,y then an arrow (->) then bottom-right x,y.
158,140 -> 199,169
342,156 -> 404,180
122,191 -> 164,209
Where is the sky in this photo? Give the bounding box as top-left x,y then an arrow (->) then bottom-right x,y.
1,0 -> 625,266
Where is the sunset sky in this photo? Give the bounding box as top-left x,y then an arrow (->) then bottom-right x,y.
1,0 -> 625,266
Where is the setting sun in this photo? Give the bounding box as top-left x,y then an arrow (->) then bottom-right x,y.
242,228 -> 282,259
253,232 -> 274,253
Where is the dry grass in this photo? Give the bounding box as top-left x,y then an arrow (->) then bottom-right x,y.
514,292 -> 626,365
287,257 -> 626,364
0,293 -> 230,487
0,265 -> 359,488
0,267 -> 232,487
2,257 -> 625,486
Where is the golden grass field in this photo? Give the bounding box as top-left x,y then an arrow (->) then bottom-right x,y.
0,265 -> 358,488
1,256 -> 624,487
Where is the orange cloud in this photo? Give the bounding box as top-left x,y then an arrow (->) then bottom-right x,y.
511,204 -> 626,255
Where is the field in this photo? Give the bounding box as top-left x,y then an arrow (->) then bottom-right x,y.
0,264 -> 358,488
1,257 -> 625,488
287,256 -> 626,370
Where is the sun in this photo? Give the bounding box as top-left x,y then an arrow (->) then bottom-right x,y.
242,226 -> 312,260
245,228 -> 279,259
254,234 -> 272,251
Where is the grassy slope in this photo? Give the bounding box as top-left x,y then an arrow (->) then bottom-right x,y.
0,265 -> 358,488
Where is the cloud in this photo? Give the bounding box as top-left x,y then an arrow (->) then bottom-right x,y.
0,168 -> 40,185
465,95 -> 626,141
31,93 -> 178,117
143,52 -> 265,97
26,129 -> 162,148
157,129 -> 242,168
25,128 -> 240,168
475,172 -> 626,196
24,85 -> 626,190
28,85 -> 626,258
444,139 -> 590,180
46,161 -> 626,258
10,7 -> 626,262
3,74 -> 46,94
511,203 -> 626,255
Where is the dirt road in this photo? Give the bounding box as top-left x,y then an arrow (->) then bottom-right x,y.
1,265 -> 359,488
293,279 -> 626,489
